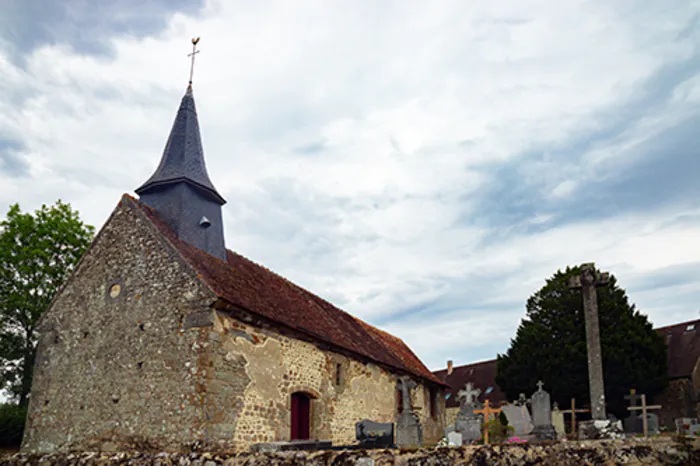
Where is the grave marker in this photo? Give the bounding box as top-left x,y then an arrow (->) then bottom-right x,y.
626,394 -> 661,438
474,399 -> 501,444
560,398 -> 589,436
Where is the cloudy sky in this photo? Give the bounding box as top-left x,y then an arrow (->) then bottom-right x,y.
1,0 -> 699,370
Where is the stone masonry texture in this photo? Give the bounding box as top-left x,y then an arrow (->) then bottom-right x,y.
3,438 -> 699,466
22,198 -> 444,452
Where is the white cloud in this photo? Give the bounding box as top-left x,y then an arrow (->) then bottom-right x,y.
1,0 -> 699,372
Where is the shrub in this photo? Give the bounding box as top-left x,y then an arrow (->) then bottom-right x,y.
0,404 -> 27,447
485,419 -> 515,443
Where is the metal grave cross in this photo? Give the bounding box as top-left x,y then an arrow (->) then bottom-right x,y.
560,398 -> 590,436
626,394 -> 661,438
473,399 -> 502,444
188,37 -> 201,86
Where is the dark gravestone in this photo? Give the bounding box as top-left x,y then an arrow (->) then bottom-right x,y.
356,419 -> 394,448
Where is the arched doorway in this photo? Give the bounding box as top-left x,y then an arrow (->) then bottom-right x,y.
290,392 -> 311,440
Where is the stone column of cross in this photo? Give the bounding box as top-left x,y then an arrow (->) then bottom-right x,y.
569,263 -> 610,421
626,394 -> 661,438
560,398 -> 589,436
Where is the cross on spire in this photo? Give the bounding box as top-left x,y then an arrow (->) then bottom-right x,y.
536,380 -> 545,391
188,37 -> 201,87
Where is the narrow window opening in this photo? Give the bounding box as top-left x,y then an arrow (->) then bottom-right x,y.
335,363 -> 342,386
396,388 -> 404,414
429,387 -> 438,419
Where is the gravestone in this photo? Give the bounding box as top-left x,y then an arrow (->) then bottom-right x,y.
395,376 -> 422,447
675,417 -> 699,435
454,382 -> 483,444
502,403 -> 534,437
447,431 -> 463,446
530,381 -> 557,441
356,419 -> 394,448
638,413 -> 659,435
552,402 -> 566,437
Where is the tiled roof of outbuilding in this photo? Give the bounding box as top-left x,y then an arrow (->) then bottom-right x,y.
126,195 -> 445,386
655,319 -> 700,379
433,359 -> 506,408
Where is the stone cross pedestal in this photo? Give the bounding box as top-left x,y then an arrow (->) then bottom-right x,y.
396,376 -> 422,447
455,382 -> 483,444
569,263 -> 609,421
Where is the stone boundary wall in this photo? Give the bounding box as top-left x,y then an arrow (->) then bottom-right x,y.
2,438 -> 698,466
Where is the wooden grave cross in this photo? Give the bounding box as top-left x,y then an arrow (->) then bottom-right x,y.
560,398 -> 589,436
473,399 -> 501,444
626,394 -> 661,438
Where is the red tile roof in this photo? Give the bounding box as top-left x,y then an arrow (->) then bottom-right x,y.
433,359 -> 506,408
655,319 -> 700,379
127,195 -> 444,386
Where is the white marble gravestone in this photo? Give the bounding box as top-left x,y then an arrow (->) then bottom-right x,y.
447,431 -> 463,446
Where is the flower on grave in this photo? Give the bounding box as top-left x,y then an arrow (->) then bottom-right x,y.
436,437 -> 449,448
506,436 -> 527,444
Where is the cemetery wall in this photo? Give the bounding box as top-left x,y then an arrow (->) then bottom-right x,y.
4,438 -> 698,465
22,202 -> 218,453
207,311 -> 445,448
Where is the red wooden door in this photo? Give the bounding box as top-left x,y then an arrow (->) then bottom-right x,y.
291,392 -> 310,440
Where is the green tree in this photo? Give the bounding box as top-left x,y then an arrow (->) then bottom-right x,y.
0,201 -> 94,406
495,265 -> 667,419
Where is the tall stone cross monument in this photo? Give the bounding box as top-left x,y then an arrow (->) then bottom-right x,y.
569,263 -> 609,421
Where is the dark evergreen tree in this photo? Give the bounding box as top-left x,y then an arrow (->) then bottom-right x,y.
495,265 -> 667,419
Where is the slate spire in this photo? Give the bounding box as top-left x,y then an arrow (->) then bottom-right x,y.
136,86 -> 227,261
136,87 -> 225,203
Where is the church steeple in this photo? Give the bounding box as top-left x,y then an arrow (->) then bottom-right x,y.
136,39 -> 227,261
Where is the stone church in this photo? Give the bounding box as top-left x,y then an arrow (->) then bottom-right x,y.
21,84 -> 446,452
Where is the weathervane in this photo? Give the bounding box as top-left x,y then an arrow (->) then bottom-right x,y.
188,37 -> 201,87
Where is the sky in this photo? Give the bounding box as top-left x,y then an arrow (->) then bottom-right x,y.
1,0 -> 699,371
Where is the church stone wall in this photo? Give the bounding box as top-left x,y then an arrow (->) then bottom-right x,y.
201,311 -> 445,449
22,198 -> 444,452
22,201 -> 219,452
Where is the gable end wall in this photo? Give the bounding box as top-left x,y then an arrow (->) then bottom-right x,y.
22,199 -> 218,452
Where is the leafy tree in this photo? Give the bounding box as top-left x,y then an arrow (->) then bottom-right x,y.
495,265 -> 667,419
0,201 -> 94,406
